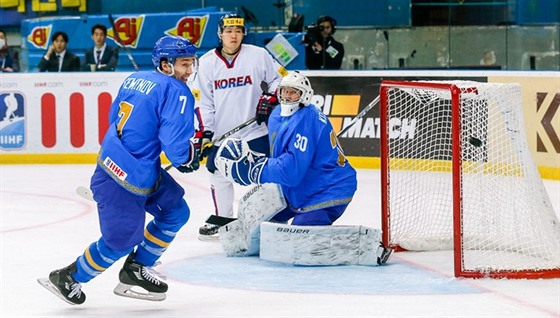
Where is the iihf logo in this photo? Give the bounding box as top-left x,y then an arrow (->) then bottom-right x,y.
0,92 -> 25,149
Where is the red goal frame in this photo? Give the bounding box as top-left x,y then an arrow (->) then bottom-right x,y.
379,80 -> 559,279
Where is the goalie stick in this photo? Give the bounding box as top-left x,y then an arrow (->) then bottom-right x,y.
108,14 -> 140,72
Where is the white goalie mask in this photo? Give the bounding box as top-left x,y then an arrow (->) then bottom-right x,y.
278,71 -> 314,117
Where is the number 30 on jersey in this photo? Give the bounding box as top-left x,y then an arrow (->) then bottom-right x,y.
294,133 -> 308,152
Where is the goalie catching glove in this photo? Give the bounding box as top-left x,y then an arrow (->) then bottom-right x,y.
215,138 -> 267,186
256,93 -> 279,125
176,140 -> 200,173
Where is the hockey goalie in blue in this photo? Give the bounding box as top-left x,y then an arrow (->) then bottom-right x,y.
38,36 -> 200,305
215,72 -> 392,266
217,71 -> 358,225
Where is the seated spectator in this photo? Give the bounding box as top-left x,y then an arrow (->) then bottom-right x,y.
0,29 -> 19,72
38,31 -> 80,72
82,24 -> 119,72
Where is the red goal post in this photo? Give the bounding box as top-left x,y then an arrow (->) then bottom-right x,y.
379,80 -> 560,279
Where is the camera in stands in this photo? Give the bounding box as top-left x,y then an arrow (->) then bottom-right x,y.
302,24 -> 324,46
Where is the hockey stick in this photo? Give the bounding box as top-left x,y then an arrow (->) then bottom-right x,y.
163,117 -> 258,171
75,118 -> 255,200
75,95 -> 379,201
164,82 -> 270,171
79,89 -> 371,201
204,95 -> 380,227
108,14 -> 140,71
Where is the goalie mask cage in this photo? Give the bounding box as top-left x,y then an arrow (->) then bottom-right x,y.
379,80 -> 560,279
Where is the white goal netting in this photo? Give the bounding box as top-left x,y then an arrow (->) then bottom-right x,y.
381,80 -> 559,278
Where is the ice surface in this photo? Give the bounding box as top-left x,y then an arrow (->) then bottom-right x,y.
1,164 -> 558,317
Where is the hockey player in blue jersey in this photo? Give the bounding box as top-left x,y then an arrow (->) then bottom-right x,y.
38,36 -> 199,305
217,71 -> 357,225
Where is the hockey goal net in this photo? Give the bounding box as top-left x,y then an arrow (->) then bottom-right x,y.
379,80 -> 560,279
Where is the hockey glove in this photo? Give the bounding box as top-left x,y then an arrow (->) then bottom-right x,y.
256,93 -> 279,125
215,138 -> 267,186
193,130 -> 214,160
177,140 -> 200,173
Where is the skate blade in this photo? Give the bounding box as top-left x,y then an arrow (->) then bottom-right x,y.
37,277 -> 81,306
113,283 -> 166,301
197,234 -> 220,242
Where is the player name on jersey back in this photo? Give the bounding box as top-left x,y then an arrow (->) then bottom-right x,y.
121,77 -> 157,95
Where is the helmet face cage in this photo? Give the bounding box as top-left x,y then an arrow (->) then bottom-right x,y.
279,87 -> 302,104
217,14 -> 247,36
278,72 -> 314,106
152,35 -> 197,69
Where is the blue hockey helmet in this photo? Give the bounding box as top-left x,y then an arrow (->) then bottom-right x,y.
217,13 -> 247,36
152,35 -> 196,68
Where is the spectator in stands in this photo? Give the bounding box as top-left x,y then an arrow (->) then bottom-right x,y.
82,24 -> 119,72
38,31 -> 80,72
0,29 -> 19,72
304,16 -> 344,70
480,50 -> 497,67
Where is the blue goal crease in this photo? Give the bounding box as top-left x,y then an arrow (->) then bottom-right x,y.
164,254 -> 482,295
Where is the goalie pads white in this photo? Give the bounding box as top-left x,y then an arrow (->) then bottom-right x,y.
219,183 -> 287,256
259,222 -> 385,266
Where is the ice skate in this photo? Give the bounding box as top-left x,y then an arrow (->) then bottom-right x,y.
113,253 -> 168,301
37,262 -> 86,305
198,215 -> 237,241
198,223 -> 220,241
377,243 -> 394,265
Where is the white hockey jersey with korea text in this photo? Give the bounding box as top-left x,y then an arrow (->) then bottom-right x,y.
191,44 -> 285,143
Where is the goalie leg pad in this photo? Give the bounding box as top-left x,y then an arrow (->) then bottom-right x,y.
219,220 -> 252,256
218,183 -> 287,256
259,222 -> 384,266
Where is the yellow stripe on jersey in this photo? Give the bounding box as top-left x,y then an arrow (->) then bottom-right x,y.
144,228 -> 171,247
84,247 -> 107,271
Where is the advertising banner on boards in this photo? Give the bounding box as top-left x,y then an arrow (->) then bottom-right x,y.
0,71 -> 558,178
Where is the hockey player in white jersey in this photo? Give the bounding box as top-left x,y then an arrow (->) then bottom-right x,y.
190,13 -> 286,240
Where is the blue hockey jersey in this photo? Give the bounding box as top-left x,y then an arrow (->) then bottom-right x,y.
260,104 -> 357,212
97,71 -> 195,195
